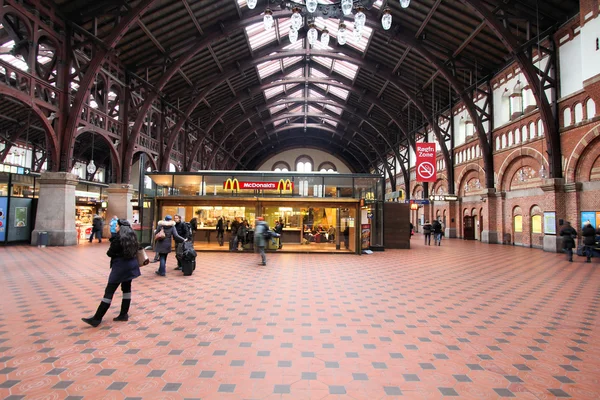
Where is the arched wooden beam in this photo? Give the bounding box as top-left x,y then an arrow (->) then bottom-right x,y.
62,0 -> 157,172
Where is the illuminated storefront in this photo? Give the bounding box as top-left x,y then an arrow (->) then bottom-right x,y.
145,171 -> 384,254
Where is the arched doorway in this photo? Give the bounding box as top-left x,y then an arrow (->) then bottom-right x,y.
513,206 -> 523,246
472,208 -> 479,240
530,206 -> 543,248
463,208 -> 475,240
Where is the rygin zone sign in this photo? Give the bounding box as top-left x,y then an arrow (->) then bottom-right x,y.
416,143 -> 437,182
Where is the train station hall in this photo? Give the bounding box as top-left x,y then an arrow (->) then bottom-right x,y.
0,0 -> 599,398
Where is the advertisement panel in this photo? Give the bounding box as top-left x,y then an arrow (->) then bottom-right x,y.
0,197 -> 6,242
223,179 -> 294,191
415,143 -> 437,182
361,224 -> 371,250
581,211 -> 597,229
543,211 -> 556,235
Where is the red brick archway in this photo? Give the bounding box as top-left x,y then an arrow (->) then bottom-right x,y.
565,123 -> 600,183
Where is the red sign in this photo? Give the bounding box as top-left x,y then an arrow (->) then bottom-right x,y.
416,143 -> 437,182
223,179 -> 293,191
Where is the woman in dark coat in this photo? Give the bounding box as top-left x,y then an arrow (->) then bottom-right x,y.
82,219 -> 141,327
582,223 -> 596,263
559,222 -> 577,262
154,215 -> 185,276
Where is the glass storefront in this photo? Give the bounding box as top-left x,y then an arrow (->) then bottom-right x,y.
146,171 -> 382,254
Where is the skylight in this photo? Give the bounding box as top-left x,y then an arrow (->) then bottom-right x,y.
308,89 -> 325,98
246,19 -> 276,51
325,104 -> 343,115
324,119 -> 338,128
315,82 -> 349,101
264,83 -> 300,100
270,104 -> 286,115
0,40 -> 29,71
257,58 -> 281,79
373,0 -> 383,9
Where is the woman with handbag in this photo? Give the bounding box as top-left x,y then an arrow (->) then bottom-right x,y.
154,215 -> 186,276
82,219 -> 141,327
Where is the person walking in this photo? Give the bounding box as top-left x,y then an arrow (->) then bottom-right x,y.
254,217 -> 268,266
216,216 -> 225,246
154,215 -> 186,276
230,218 -> 240,251
82,219 -> 141,327
423,220 -> 432,245
582,222 -> 596,263
560,221 -> 577,262
89,214 -> 104,243
432,219 -> 443,246
275,219 -> 284,249
173,214 -> 190,271
109,215 -> 118,238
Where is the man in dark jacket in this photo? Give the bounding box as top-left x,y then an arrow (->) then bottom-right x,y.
230,218 -> 240,251
582,222 -> 596,263
216,217 -> 225,246
560,222 -> 577,262
173,214 -> 190,270
89,214 -> 104,243
423,221 -> 432,245
432,219 -> 443,246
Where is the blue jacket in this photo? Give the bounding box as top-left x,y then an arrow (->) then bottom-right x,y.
109,218 -> 118,233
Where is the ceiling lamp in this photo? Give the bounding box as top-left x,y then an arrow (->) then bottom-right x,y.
381,8 -> 392,30
338,22 -> 347,45
86,159 -> 96,175
400,0 -> 411,8
247,0 -> 257,10
321,28 -> 330,47
354,6 -> 366,34
263,8 -> 274,30
307,24 -> 318,45
306,0 -> 318,13
289,27 -> 298,44
341,0 -> 353,16
352,27 -> 362,43
291,7 -> 303,31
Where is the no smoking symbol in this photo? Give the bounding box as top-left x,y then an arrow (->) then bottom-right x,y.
418,162 -> 435,179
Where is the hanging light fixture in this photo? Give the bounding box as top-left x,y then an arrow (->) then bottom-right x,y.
400,0 -> 411,8
321,28 -> 330,47
352,27 -> 362,43
307,24 -> 318,45
263,8 -> 274,30
87,133 -> 96,175
306,0 -> 318,13
338,22 -> 347,45
341,0 -> 353,16
381,8 -> 392,30
354,6 -> 366,34
291,7 -> 303,31
247,0 -> 257,10
289,27 -> 298,44
539,164 -> 547,179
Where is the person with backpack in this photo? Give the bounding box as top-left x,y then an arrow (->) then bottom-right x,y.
154,215 -> 186,276
82,219 -> 141,327
254,217 -> 269,266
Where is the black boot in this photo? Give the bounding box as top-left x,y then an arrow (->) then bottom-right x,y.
82,301 -> 110,327
114,299 -> 131,321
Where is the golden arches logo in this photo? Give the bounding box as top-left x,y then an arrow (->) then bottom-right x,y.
276,179 -> 293,192
223,178 -> 240,191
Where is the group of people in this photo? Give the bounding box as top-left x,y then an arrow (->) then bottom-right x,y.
422,219 -> 444,246
560,221 -> 600,262
303,224 -> 336,244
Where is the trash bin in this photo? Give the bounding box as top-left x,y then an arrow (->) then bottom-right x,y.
38,232 -> 49,248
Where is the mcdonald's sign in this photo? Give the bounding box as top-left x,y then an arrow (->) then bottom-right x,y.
276,179 -> 293,192
222,179 -> 294,191
223,178 -> 240,191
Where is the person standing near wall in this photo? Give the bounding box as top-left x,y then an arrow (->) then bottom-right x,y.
560,222 -> 577,262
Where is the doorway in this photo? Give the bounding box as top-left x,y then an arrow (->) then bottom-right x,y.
463,216 -> 475,240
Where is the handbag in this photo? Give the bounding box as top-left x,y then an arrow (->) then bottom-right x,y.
155,228 -> 165,241
137,248 -> 149,266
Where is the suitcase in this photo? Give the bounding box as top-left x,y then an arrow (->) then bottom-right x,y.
182,259 -> 196,276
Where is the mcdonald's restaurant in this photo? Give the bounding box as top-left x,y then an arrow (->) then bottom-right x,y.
141,171 -> 409,254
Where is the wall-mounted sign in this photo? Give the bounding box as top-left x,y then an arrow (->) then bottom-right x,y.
405,199 -> 430,205
223,178 -> 293,191
581,211 -> 597,229
0,164 -> 30,175
385,190 -> 405,201
429,194 -> 459,202
416,143 -> 437,182
543,211 -> 556,235
14,207 -> 27,228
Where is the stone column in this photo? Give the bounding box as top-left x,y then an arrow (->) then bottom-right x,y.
541,178 -> 568,253
481,188 -> 500,244
106,184 -> 135,225
31,172 -> 79,246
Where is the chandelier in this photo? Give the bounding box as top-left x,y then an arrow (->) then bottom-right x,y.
250,1 -> 412,46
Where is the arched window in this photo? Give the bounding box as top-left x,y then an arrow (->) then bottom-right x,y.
563,108 -> 572,127
295,156 -> 313,172
169,163 -> 177,172
501,134 -> 507,148
537,120 -> 544,137
272,161 -> 290,172
508,131 -> 514,146
522,125 -> 528,141
586,98 -> 596,119
574,103 -> 584,124
529,122 -> 536,138
495,136 -> 500,151
318,162 -> 337,172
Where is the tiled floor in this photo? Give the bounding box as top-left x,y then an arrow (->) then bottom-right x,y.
0,236 -> 599,399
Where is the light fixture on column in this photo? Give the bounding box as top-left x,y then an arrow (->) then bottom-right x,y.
263,8 -> 274,30
289,27 -> 298,44
306,0 -> 318,13
307,24 -> 318,46
354,6 -> 366,34
381,8 -> 392,30
400,0 -> 411,8
341,0 -> 353,16
291,7 -> 303,31
321,28 -> 330,47
87,133 -> 96,175
247,0 -> 257,10
338,22 -> 347,45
